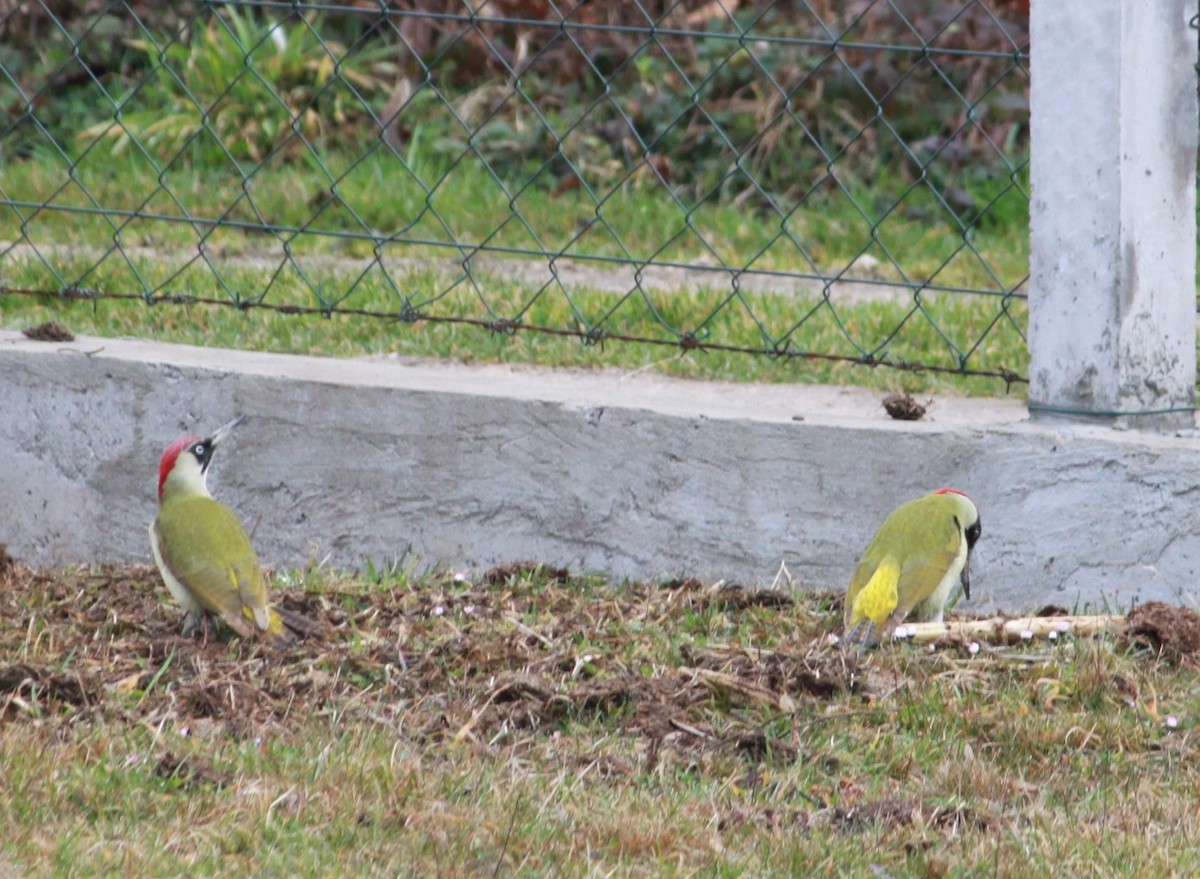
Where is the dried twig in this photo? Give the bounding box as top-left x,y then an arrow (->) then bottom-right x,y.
892,615 -> 1124,645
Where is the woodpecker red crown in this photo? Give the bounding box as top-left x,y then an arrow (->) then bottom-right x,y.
158,436 -> 201,500
933,487 -> 970,498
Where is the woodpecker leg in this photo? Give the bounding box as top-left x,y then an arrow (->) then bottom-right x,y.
181,611 -> 202,638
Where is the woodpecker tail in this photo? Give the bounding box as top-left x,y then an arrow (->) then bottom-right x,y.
842,618 -> 885,650
268,605 -> 323,645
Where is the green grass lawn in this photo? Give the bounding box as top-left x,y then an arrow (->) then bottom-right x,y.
1,559 -> 1196,877
1,138 -> 1030,398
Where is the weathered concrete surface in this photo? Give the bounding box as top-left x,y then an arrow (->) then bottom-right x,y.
1028,0 -> 1198,429
2,329 -> 1198,615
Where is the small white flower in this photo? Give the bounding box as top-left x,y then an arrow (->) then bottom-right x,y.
1167,716 -> 1179,729
180,726 -> 190,737
1048,630 -> 1059,641
431,605 -> 445,617
826,633 -> 841,646
463,604 -> 476,615
1020,629 -> 1034,641
268,23 -> 287,52
968,642 -> 980,655
453,572 -> 468,583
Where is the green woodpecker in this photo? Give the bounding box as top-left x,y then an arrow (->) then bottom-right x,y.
843,488 -> 981,648
149,416 -> 317,646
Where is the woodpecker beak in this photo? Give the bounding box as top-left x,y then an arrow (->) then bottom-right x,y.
960,550 -> 972,600
208,415 -> 246,448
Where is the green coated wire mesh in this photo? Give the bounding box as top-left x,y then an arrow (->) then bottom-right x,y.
0,1 -> 1030,386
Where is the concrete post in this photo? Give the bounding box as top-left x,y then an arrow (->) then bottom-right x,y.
1028,0 -> 1197,430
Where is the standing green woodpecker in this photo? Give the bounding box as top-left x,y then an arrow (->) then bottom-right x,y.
149,416 -> 317,646
843,488 -> 981,648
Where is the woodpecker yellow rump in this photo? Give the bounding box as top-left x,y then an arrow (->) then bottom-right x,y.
843,488 -> 981,648
149,416 -> 317,646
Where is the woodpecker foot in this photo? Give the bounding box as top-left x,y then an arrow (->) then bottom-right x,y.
181,611 -> 202,638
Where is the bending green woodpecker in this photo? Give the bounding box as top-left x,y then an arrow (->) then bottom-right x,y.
149,416 -> 317,646
843,488 -> 981,648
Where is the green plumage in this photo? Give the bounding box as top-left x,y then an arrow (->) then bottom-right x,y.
155,493 -> 272,637
844,491 -> 974,647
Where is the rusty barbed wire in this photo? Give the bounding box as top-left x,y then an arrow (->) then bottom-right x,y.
1,284 -> 1028,388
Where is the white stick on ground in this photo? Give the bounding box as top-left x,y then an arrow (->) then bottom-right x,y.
891,615 -> 1125,645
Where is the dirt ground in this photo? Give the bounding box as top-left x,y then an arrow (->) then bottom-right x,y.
4,543 -> 1196,744
0,551 -> 869,760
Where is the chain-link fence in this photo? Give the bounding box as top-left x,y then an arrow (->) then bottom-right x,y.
0,1 -> 1030,386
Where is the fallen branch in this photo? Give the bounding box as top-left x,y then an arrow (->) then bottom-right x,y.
891,615 -> 1125,646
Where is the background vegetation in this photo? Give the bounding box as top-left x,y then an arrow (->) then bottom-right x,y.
0,0 -> 1030,395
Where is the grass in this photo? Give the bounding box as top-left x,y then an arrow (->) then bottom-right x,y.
1,556 -> 1198,877
0,260 -> 1028,394
0,139 -> 1028,273
0,146 -> 1030,396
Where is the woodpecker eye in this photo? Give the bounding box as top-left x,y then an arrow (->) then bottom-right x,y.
966,519 -> 982,548
193,443 -> 206,457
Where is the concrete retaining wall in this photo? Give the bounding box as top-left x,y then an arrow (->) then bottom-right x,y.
2,329 -> 1198,614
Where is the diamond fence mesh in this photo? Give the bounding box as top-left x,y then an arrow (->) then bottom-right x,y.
0,0 -> 1030,387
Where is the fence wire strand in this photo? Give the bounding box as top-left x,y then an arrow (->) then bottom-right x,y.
0,0 -> 1031,385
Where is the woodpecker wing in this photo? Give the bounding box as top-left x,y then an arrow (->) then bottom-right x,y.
896,494 -> 972,623
154,495 -> 272,636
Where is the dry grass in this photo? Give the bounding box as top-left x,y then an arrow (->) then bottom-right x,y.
1,552 -> 1198,878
